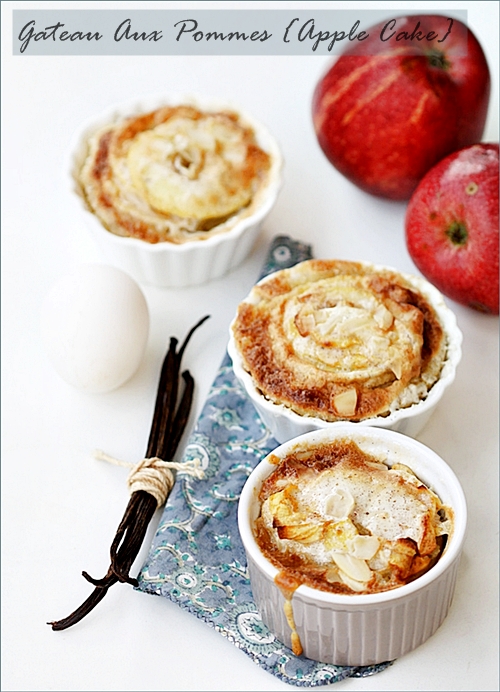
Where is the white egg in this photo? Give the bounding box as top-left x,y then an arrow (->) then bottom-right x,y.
40,264 -> 149,393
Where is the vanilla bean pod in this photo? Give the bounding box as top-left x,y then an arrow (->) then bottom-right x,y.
49,315 -> 209,631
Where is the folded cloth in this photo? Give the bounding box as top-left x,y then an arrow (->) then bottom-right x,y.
137,236 -> 393,686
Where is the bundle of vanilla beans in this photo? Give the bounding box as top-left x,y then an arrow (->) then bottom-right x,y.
49,315 -> 209,631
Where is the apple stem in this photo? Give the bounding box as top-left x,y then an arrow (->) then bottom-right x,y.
446,221 -> 468,246
426,50 -> 450,70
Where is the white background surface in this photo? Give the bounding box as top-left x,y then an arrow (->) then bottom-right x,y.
2,1 -> 499,690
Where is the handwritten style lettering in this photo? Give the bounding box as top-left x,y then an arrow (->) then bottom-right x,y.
114,19 -> 163,43
283,18 -> 369,51
174,19 -> 272,43
18,20 -> 102,54
380,17 -> 454,43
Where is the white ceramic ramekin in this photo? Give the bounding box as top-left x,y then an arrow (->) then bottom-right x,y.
69,94 -> 283,287
228,262 -> 462,442
238,425 -> 467,666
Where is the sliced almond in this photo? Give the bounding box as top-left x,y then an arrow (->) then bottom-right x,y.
373,304 -> 394,330
325,568 -> 343,584
389,358 -> 403,380
332,552 -> 373,583
324,488 -> 355,520
347,534 -> 380,560
337,570 -> 369,592
332,388 -> 358,416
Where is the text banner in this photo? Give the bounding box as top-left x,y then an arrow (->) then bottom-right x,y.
13,9 -> 468,56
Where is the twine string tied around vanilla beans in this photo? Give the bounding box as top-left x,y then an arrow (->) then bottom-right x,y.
93,449 -> 205,508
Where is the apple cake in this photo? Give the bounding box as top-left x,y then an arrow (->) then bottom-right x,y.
78,104 -> 272,244
255,437 -> 453,595
231,259 -> 447,422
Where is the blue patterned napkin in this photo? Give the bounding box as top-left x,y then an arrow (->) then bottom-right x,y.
137,237 -> 393,686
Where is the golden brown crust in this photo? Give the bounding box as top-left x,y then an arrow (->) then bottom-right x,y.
79,105 -> 271,244
232,260 -> 446,422
255,440 -> 452,595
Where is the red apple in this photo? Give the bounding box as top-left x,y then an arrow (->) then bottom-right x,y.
312,15 -> 491,200
405,143 -> 499,314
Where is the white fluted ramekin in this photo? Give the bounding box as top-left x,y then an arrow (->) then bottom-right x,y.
238,425 -> 467,666
69,94 -> 283,287
228,262 -> 462,442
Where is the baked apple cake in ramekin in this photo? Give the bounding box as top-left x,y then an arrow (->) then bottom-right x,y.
71,96 -> 282,286
229,259 -> 462,440
238,425 -> 467,666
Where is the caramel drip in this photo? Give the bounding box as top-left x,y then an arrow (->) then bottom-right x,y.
284,600 -> 303,657
275,571 -> 303,656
